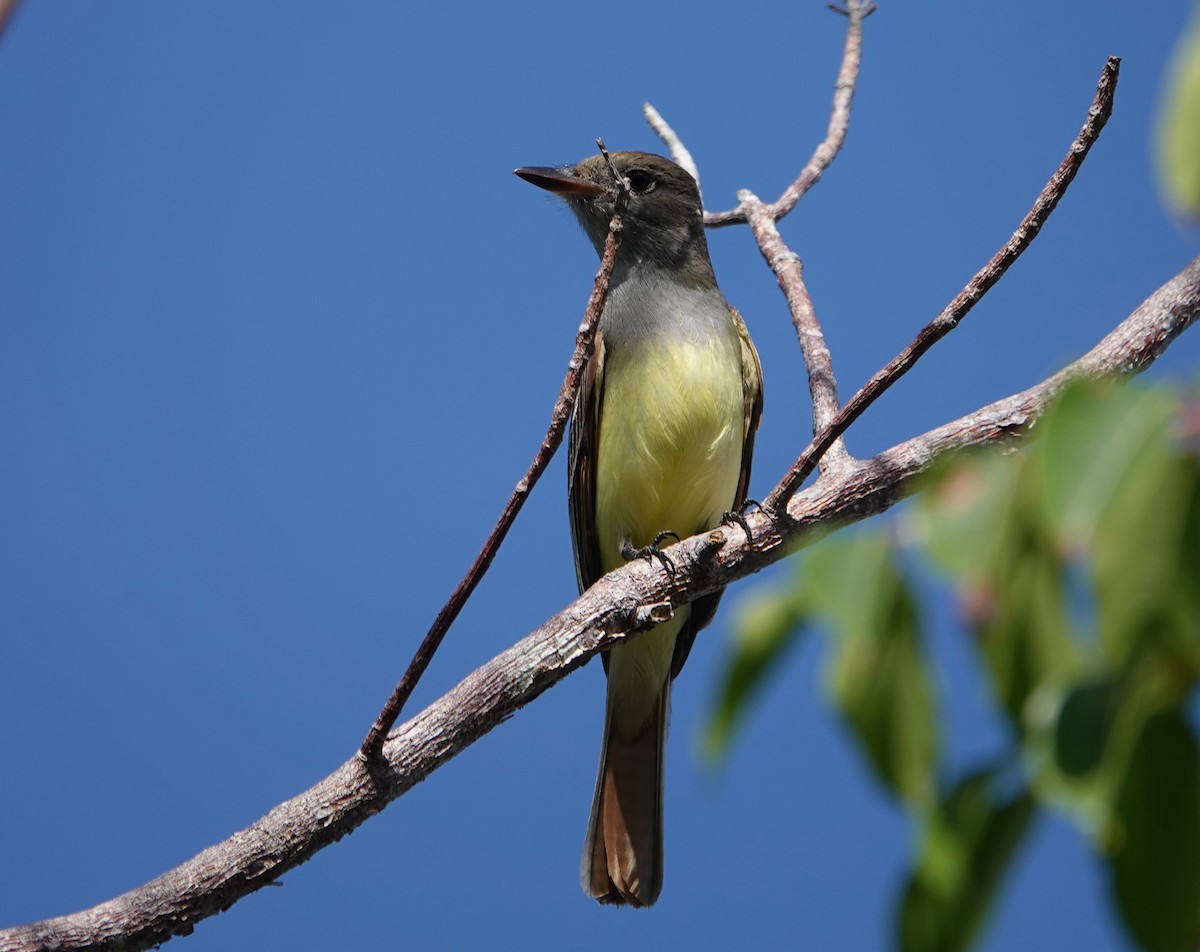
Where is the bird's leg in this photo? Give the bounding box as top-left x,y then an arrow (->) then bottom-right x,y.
621,531 -> 680,577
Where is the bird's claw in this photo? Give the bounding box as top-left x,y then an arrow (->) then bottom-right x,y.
621,531 -> 680,577
721,500 -> 760,543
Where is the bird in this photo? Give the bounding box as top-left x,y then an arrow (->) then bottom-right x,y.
515,150 -> 762,907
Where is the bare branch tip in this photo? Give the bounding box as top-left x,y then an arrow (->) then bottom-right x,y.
1100,57 -> 1121,87
826,0 -> 877,16
597,137 -> 635,205
640,104 -> 700,187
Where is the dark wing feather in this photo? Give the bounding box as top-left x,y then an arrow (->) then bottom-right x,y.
730,305 -> 765,515
568,330 -> 605,595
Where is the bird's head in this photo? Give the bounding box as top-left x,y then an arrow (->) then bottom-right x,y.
516,151 -> 713,284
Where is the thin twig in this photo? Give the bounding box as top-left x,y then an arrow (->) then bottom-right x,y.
643,102 -> 700,187
6,251 -> 1196,952
706,0 -> 873,227
740,188 -> 849,465
764,56 -> 1122,510
359,140 -> 631,760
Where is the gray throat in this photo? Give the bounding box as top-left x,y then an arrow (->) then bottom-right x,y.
600,264 -> 736,351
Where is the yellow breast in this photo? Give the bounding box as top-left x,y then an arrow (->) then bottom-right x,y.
594,335 -> 744,574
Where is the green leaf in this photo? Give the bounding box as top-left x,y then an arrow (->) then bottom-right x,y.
805,530 -> 895,633
1037,379 -> 1178,553
1156,4 -> 1200,217
977,537 -> 1078,725
1032,378 -> 1200,667
702,584 -> 805,761
814,535 -> 939,808
912,451 -> 1023,586
1094,445 -> 1200,667
912,444 -> 1079,724
899,768 -> 1035,952
1109,708 -> 1200,952
1054,676 -> 1123,777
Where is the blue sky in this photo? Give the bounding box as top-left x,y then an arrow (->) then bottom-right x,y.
1,2 -> 1197,950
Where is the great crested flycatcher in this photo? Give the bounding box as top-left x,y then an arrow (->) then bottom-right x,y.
516,151 -> 763,907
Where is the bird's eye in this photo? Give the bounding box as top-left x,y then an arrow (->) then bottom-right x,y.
625,169 -> 655,194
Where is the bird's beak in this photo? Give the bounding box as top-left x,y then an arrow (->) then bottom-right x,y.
514,165 -> 611,197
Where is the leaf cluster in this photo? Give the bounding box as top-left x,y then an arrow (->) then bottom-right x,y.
707,378 -> 1200,952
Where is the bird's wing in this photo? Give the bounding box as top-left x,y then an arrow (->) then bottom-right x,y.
732,303 -> 764,511
568,329 -> 606,595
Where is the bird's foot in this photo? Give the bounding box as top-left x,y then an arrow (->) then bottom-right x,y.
621,531 -> 680,577
721,500 -> 761,544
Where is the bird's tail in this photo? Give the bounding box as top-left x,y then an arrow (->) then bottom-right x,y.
580,680 -> 668,907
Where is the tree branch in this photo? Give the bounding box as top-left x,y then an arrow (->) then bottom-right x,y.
4,248 -> 1196,952
642,102 -> 699,187
740,188 -> 850,466
704,0 -> 873,227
